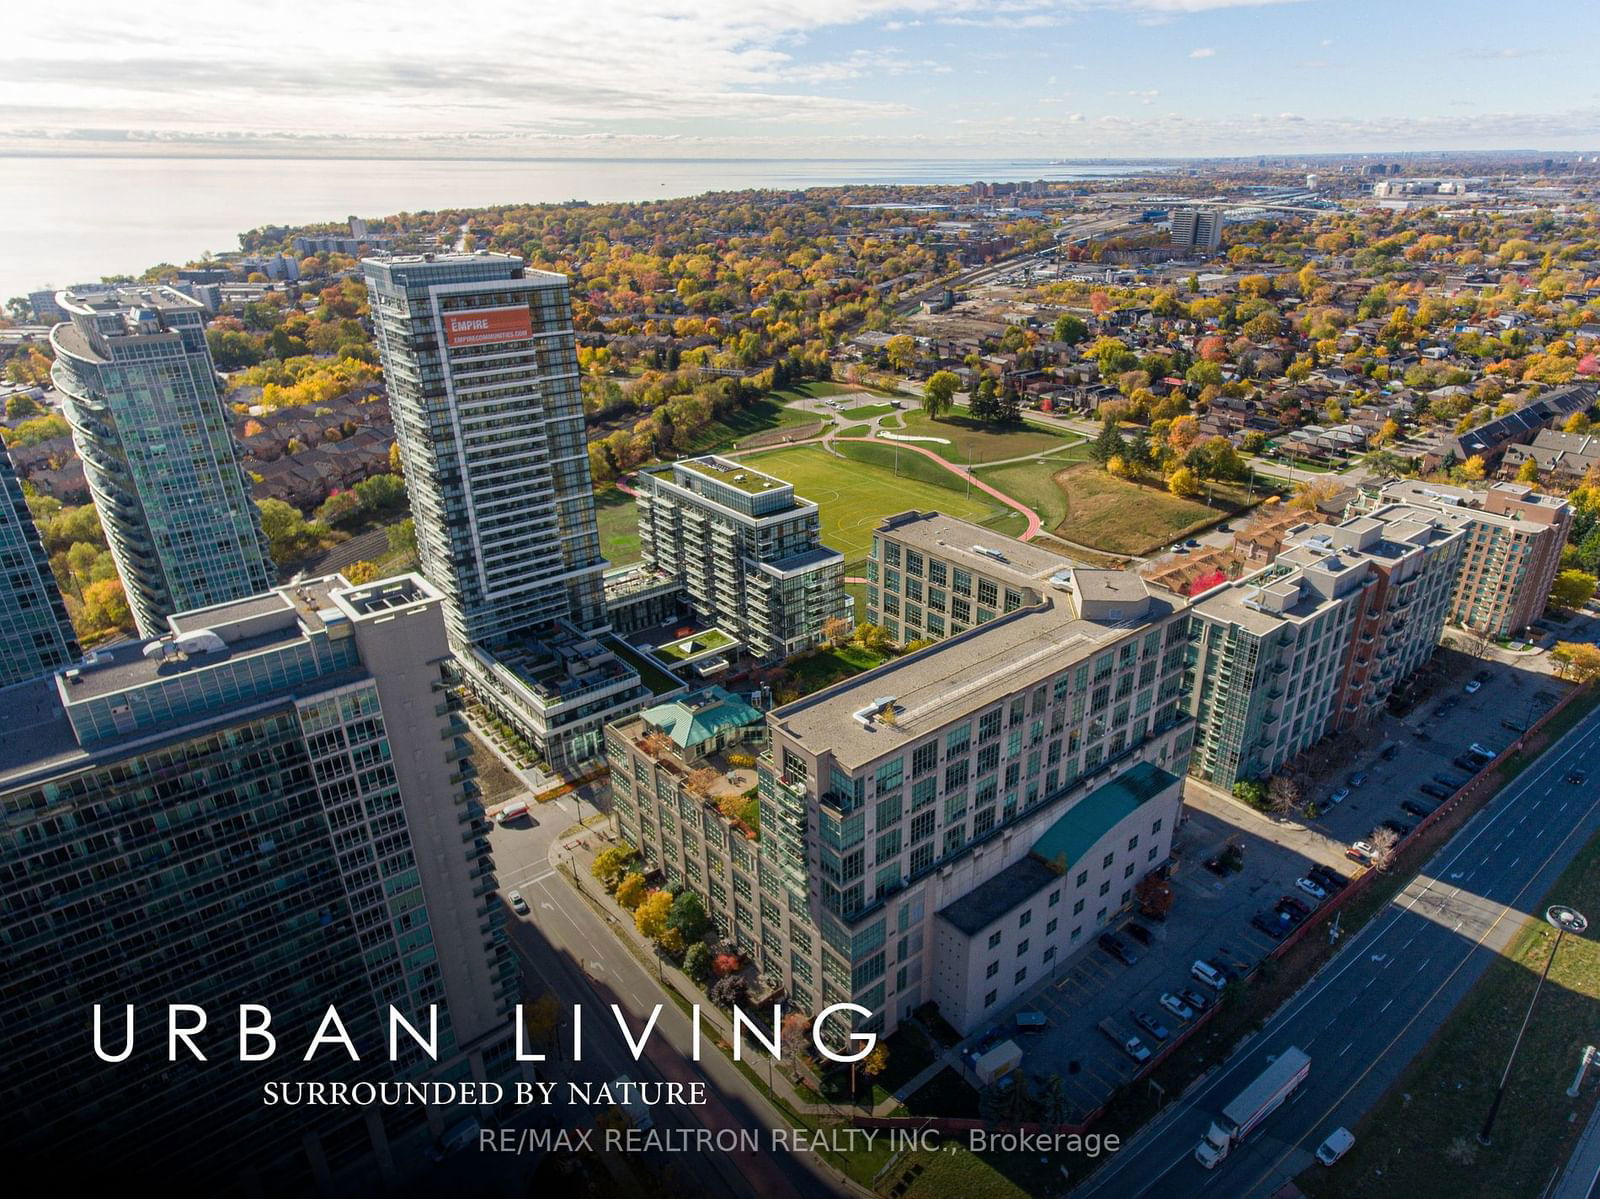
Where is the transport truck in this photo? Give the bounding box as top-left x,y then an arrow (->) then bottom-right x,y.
1194,1046 -> 1310,1169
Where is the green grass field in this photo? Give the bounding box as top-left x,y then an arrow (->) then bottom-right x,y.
1051,464 -> 1252,556
976,449 -> 1094,531
677,395 -> 822,454
743,444 -> 1020,558
840,402 -> 897,420
897,411 -> 1079,464
1303,817 -> 1600,1199
594,486 -> 641,564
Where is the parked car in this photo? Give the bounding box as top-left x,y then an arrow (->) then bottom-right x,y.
1185,538 -> 1202,548
1125,923 -> 1153,946
1099,933 -> 1138,966
1419,783 -> 1453,801
1169,543 -> 1188,554
1316,1127 -> 1356,1166
1327,787 -> 1350,806
1179,987 -> 1213,1013
1469,742 -> 1499,761
1402,799 -> 1437,819
1295,877 -> 1328,901
1014,1010 -> 1048,1032
1454,754 -> 1484,773
1464,680 -> 1482,694
507,890 -> 530,916
1253,913 -> 1289,940
1567,769 -> 1588,784
1132,1011 -> 1171,1042
1433,773 -> 1469,789
1310,865 -> 1349,891
1347,841 -> 1376,865
1160,992 -> 1195,1021
1347,771 -> 1368,788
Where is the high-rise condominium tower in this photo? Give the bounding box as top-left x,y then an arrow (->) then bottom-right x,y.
361,252 -> 607,647
50,285 -> 273,636
0,442 -> 79,684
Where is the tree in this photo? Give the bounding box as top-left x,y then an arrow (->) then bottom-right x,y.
822,616 -> 852,647
885,334 -> 916,372
615,873 -> 649,911
343,560 -> 379,584
1368,826 -> 1400,872
1549,569 -> 1597,611
1360,449 -> 1409,481
1566,412 -> 1593,435
634,890 -> 673,941
667,891 -> 710,943
1517,457 -> 1542,484
861,1044 -> 890,1083
1460,454 -> 1487,482
80,578 -> 131,637
854,623 -> 893,654
387,517 -> 417,560
969,375 -> 1000,422
1551,641 -> 1600,684
1267,775 -> 1302,816
712,951 -> 743,978
523,994 -> 561,1050
255,498 -> 317,565
315,490 -> 363,528
1090,415 -> 1126,465
922,370 -> 960,419
709,974 -> 750,1010
591,845 -> 637,892
1053,313 -> 1088,344
353,472 -> 406,513
1167,414 -> 1200,454
1167,465 -> 1201,498
683,942 -> 713,986
684,766 -> 721,799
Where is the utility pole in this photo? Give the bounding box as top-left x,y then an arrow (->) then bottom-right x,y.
1479,905 -> 1587,1145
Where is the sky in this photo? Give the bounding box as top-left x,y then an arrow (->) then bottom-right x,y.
5,0 -> 1598,158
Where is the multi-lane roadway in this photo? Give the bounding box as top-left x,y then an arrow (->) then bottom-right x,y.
1079,702 -> 1600,1199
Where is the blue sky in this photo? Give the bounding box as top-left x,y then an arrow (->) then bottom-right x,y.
5,0 -> 1597,156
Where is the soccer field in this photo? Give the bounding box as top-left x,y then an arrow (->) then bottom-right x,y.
742,444 -> 1022,561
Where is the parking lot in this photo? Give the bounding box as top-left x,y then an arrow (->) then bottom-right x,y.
953,646 -> 1573,1122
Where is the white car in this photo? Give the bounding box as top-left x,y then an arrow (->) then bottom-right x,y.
1159,992 -> 1195,1022
508,890 -> 530,915
1295,877 -> 1328,901
1327,787 -> 1350,806
1464,680 -> 1482,694
1316,1127 -> 1355,1166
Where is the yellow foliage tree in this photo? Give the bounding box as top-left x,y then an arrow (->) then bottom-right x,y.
634,890 -> 673,941
1167,465 -> 1201,498
615,873 -> 649,911
1460,455 -> 1487,481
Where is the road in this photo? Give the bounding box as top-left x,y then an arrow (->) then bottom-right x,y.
487,786 -> 852,1199
1077,701 -> 1600,1199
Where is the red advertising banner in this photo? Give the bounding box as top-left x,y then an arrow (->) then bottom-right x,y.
442,306 -> 533,347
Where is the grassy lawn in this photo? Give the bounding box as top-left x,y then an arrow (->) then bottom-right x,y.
898,411 -> 1079,464
842,402 -> 898,419
594,486 -> 641,565
743,444 -> 1014,559
657,628 -> 734,660
1302,817 -> 1600,1199
605,638 -> 682,696
778,644 -> 891,696
1050,464 -> 1254,556
890,1143 -> 1041,1199
837,423 -> 871,438
977,450 -> 1094,531
845,580 -> 867,622
769,381 -> 872,402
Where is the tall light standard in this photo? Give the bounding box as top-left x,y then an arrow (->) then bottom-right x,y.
1478,905 -> 1587,1145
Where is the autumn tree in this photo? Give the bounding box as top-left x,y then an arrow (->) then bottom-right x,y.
591,845 -> 637,892
822,616 -> 852,647
1167,465 -> 1201,498
615,872 -> 649,911
884,334 -> 917,372
1549,569 -> 1597,611
922,369 -> 960,419
1459,455 -> 1487,482
523,994 -> 561,1051
1267,775 -> 1302,816
684,767 -> 722,799
1552,642 -> 1600,684
1368,826 -> 1401,872
634,890 -> 673,941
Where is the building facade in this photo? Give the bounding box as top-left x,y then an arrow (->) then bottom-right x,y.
0,574 -> 519,1191
1185,504 -> 1463,788
362,252 -> 647,769
636,456 -> 848,662
0,442 -> 79,684
50,285 -> 274,636
1352,480 -> 1572,638
610,513 -> 1194,1036
1170,208 -> 1223,251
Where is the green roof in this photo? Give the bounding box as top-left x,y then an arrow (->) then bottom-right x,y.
641,685 -> 762,750
1030,761 -> 1179,873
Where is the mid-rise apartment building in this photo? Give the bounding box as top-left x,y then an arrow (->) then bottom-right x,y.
0,574 -> 519,1190
1185,505 -> 1463,787
50,285 -> 274,636
636,456 -> 848,662
610,513 -> 1194,1035
362,252 -> 647,769
1170,208 -> 1223,251
1351,480 -> 1571,637
0,442 -> 79,684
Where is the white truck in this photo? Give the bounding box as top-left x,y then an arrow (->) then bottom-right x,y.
1194,1046 -> 1310,1169
1098,1018 -> 1152,1064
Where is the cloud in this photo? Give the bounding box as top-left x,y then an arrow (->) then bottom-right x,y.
1189,47 -> 1216,58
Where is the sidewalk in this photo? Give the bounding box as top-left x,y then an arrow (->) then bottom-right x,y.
1549,1090 -> 1600,1199
551,829 -> 953,1123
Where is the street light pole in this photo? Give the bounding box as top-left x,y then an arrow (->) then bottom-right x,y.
1478,905 -> 1587,1145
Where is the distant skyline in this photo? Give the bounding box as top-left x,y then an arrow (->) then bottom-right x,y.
7,0 -> 1599,159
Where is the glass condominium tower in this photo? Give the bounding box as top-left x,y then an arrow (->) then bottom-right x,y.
0,443 -> 79,684
361,252 -> 607,647
50,285 -> 274,637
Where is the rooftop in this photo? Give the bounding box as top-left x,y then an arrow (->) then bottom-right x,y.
938,854 -> 1061,937
640,686 -> 763,751
676,455 -> 790,496
1031,762 -> 1179,873
878,510 -> 1083,585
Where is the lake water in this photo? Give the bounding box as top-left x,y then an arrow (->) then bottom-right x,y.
1,155 -> 1144,303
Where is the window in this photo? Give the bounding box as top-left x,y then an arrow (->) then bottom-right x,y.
1048,890 -> 1060,907
986,960 -> 999,979
1016,938 -> 1029,957
1099,881 -> 1110,897
1124,862 -> 1135,879
988,930 -> 1003,949
1102,851 -> 1115,869
1046,917 -> 1058,935
984,990 -> 997,1008
1014,967 -> 1027,985
875,758 -> 903,793
1019,909 -> 1032,928
1128,834 -> 1139,852
912,741 -> 938,778
1076,870 -> 1088,887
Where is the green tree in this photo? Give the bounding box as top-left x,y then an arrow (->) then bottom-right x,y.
1550,569 -> 1598,611
256,498 -> 317,565
387,517 -> 417,560
969,375 -> 1000,421
1090,415 -> 1126,465
683,942 -> 713,986
353,472 -> 406,513
922,370 -> 960,419
667,891 -> 710,942
1052,313 -> 1088,344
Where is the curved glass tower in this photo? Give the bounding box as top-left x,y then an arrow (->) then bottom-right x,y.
50,285 -> 273,636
